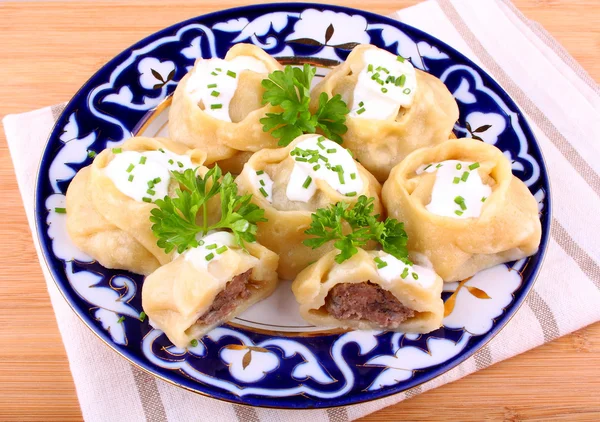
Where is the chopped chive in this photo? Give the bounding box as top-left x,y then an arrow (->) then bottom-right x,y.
453,177 -> 460,184
424,164 -> 432,171
211,71 -> 217,76
215,67 -> 222,72
317,136 -> 326,142
481,196 -> 487,202
207,83 -> 217,88
147,189 -> 155,195
358,101 -> 364,107
326,148 -> 336,153
346,191 -> 357,197
139,311 -> 146,322
211,104 -> 223,109
128,175 -> 134,182
112,148 -> 122,154
374,257 -> 388,269
87,150 -> 96,158
371,72 -> 380,81
147,180 -> 155,188
350,172 -> 357,180
412,272 -> 419,280
456,163 -> 462,170
227,70 -> 236,78
313,164 -> 321,171
126,164 -> 135,173
153,177 -> 162,184
302,176 -> 312,189
403,88 -> 412,95
177,161 -> 184,168
139,156 -> 147,164
206,243 -> 218,250
158,148 -> 165,153
469,162 -> 480,170
368,64 -> 373,72
399,74 -> 406,87
436,163 -> 442,168
205,253 -> 215,261
455,210 -> 464,216
260,179 -> 265,186
168,159 -> 174,165
142,197 -> 152,203
356,107 -> 366,115
461,171 -> 470,182
454,196 -> 465,204
216,245 -> 228,254
337,169 -> 345,185
401,267 -> 409,279
211,90 -> 220,97
54,207 -> 66,214
259,187 -> 268,197
256,170 -> 264,175
295,157 -> 307,162
397,55 -> 405,62
117,316 -> 125,323
381,87 -> 388,93
190,339 -> 199,347
376,79 -> 384,86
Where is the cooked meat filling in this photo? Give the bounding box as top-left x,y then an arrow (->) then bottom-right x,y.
197,269 -> 253,325
325,282 -> 415,328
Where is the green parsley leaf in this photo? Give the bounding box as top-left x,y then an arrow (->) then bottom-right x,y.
303,195 -> 410,264
150,165 -> 267,254
260,64 -> 348,146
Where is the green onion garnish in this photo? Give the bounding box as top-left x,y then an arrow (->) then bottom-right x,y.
401,267 -> 409,279
455,210 -> 464,216
481,197 -> 487,202
326,148 -> 336,154
206,243 -> 217,250
456,163 -> 462,170
87,151 -> 96,158
399,74 -> 406,87
381,87 -> 388,93
346,191 -> 357,197
357,107 -> 366,115
153,177 -> 161,184
117,316 -> 125,323
216,245 -> 228,254
371,72 -> 380,81
205,253 -> 214,261
112,148 -> 122,154
337,168 -> 345,185
142,197 -> 152,203
259,187 -> 268,197
211,90 -> 220,97
403,88 -> 411,95
461,171 -> 470,182
126,164 -> 135,173
367,64 -> 373,72
54,207 -> 66,214
424,164 -> 432,171
358,101 -> 364,107
454,196 -> 467,210
168,159 -> 174,165
302,176 -> 312,189
256,170 -> 264,175
211,71 -> 217,76
207,83 -> 217,88
190,339 -> 199,347
259,180 -> 265,186
453,177 -> 460,184
215,67 -> 222,72
128,175 -> 134,182
374,257 -> 388,269
350,173 -> 357,180
412,272 -> 419,280
158,148 -> 165,153
139,312 -> 146,322
436,163 -> 442,168
397,55 -> 405,63
147,189 -> 155,196
469,162 -> 480,170
139,156 -> 147,164
227,70 -> 236,78
177,161 -> 184,168
313,164 -> 321,171
211,104 -> 223,109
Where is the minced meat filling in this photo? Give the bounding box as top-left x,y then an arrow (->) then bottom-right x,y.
325,282 -> 415,328
197,269 -> 253,325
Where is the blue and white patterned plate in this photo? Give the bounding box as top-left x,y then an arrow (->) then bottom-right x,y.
35,3 -> 551,409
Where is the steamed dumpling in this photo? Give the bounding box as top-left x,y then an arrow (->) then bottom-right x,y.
382,138 -> 542,282
310,44 -> 459,182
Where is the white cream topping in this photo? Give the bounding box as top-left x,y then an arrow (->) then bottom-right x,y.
285,135 -> 363,203
183,231 -> 237,271
375,252 -> 436,288
186,56 -> 268,122
349,48 -> 417,120
246,166 -> 274,203
417,160 -> 492,219
104,149 -> 194,203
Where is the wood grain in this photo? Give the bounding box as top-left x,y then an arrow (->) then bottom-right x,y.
0,1 -> 598,421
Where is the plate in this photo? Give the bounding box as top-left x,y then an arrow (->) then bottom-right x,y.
35,2 -> 551,409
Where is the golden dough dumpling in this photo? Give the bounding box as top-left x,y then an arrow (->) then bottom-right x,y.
382,138 -> 542,282
235,134 -> 383,279
310,44 -> 459,182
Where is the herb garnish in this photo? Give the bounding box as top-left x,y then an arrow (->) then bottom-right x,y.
260,64 -> 349,146
150,165 -> 266,254
304,195 -> 410,264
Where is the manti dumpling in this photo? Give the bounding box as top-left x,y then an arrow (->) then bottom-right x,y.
310,44 -> 459,182
382,138 -> 542,282
66,137 -> 210,275
292,248 -> 444,332
142,231 -> 278,347
236,134 -> 382,279
168,43 -> 283,173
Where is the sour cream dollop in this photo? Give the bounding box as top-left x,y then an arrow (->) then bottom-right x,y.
417,160 -> 492,219
285,135 -> 363,203
104,149 -> 194,203
349,48 -> 417,120
375,252 -> 437,288
246,166 -> 274,203
186,56 -> 268,122
183,231 -> 238,271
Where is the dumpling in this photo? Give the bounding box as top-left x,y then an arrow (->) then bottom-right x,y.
168,43 -> 283,173
292,248 -> 444,332
236,134 -> 383,279
310,44 -> 459,182
142,231 -> 278,347
382,138 -> 542,282
66,137 -> 210,275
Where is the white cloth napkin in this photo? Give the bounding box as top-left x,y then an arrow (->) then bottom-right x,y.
3,0 -> 600,421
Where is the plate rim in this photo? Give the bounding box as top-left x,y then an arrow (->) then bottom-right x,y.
33,1 -> 553,409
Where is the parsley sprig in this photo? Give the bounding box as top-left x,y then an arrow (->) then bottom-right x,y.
303,195 -> 410,264
150,165 -> 266,254
260,64 -> 349,146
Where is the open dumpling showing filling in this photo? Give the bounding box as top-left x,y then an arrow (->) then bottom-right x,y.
142,231 -> 278,348
235,134 -> 383,279
168,43 -> 283,173
382,138 -> 542,282
65,137 -> 211,275
292,248 -> 444,332
310,44 -> 459,182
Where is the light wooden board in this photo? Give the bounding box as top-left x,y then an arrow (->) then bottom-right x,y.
0,1 -> 598,420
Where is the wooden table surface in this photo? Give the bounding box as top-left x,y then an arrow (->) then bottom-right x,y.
0,1 -> 599,420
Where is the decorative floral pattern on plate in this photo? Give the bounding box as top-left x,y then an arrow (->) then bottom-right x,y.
35,3 -> 550,409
